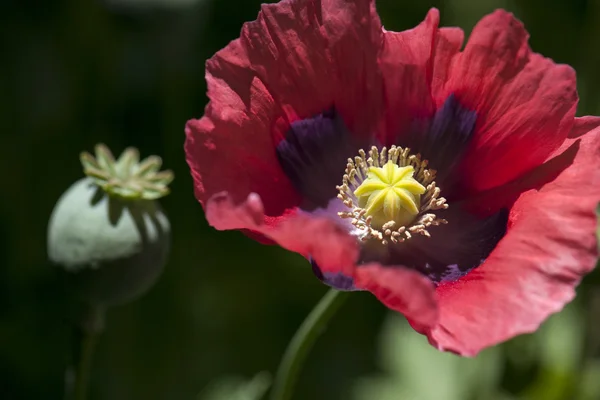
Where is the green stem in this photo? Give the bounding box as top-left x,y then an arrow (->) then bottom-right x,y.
74,331 -> 97,400
270,288 -> 349,400
68,304 -> 105,400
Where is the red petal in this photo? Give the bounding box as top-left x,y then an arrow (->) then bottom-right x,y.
464,139 -> 580,216
185,0 -> 383,218
379,8 -> 464,142
205,192 -> 359,276
440,10 -> 578,193
223,0 -> 383,138
354,265 -> 438,331
431,27 -> 464,101
427,127 -> 600,356
206,192 -> 440,330
185,82 -> 301,220
569,115 -> 600,138
463,113 -> 600,216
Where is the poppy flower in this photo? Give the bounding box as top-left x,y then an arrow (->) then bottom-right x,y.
185,0 -> 600,356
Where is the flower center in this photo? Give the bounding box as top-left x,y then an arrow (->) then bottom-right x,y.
337,146 -> 448,244
354,161 -> 425,227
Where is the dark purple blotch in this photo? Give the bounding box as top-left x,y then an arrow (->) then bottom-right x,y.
403,94 -> 477,186
276,109 -> 361,210
357,207 -> 508,284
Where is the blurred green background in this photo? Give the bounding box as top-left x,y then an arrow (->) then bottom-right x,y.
2,0 -> 600,399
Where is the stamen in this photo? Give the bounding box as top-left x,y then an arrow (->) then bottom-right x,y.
337,146 -> 448,245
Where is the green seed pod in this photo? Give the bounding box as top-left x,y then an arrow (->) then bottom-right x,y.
47,144 -> 173,306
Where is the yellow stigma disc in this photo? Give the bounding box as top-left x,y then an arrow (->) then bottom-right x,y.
353,161 -> 426,228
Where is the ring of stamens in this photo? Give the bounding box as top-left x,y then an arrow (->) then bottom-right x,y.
336,146 -> 448,245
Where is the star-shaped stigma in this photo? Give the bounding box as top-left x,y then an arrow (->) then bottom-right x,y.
354,161 -> 426,228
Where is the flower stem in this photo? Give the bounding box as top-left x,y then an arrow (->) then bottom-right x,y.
68,304 -> 105,400
270,288 -> 349,400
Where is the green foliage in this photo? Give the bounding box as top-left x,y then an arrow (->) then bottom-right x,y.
521,303 -> 583,400
198,373 -> 271,400
352,314 -> 506,400
353,302 -> 599,400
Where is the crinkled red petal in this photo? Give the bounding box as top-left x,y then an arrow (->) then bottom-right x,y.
379,8 -> 465,143
185,0 -> 384,220
185,86 -> 300,222
426,127 -> 600,356
463,138 -> 580,216
569,115 -> 600,138
205,192 -> 360,275
354,265 -> 438,331
205,191 -> 439,330
437,10 -> 578,194
462,114 -> 600,216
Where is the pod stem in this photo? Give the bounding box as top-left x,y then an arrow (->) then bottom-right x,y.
66,304 -> 105,400
270,288 -> 349,400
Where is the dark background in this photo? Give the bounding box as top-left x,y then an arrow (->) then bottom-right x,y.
1,0 -> 600,399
